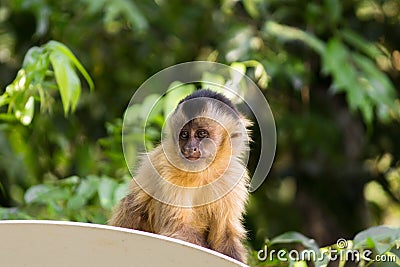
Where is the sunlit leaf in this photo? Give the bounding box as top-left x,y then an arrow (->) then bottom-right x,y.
164,82 -> 195,117
201,72 -> 226,93
15,96 -> 34,125
0,114 -> 16,122
22,47 -> 49,86
46,40 -> 94,91
49,49 -> 81,114
270,231 -> 320,252
242,60 -> 269,88
264,21 -> 325,54
0,94 -> 9,107
22,46 -> 43,69
243,0 -> 260,18
230,62 -> 246,76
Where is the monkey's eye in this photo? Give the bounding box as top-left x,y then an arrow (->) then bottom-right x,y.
179,130 -> 189,140
196,129 -> 209,139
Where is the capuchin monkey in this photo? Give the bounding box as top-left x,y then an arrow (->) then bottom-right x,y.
109,89 -> 251,263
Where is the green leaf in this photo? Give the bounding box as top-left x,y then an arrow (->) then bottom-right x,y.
113,182 -> 129,203
24,184 -> 51,204
49,49 -> 81,114
140,93 -> 163,121
59,175 -> 80,185
22,47 -> 50,86
6,69 -> 27,94
322,38 -> 355,89
230,62 -> 247,76
22,46 -> 44,69
76,177 -> 99,200
322,38 -> 375,125
264,21 -> 325,54
45,40 -> 94,91
241,60 -> 270,88
42,187 -> 71,203
270,231 -> 320,252
0,94 -> 9,107
353,53 -> 397,122
270,232 -> 328,266
201,72 -> 226,93
15,96 -> 35,125
243,0 -> 260,18
0,114 -> 16,122
324,0 -> 341,26
124,104 -> 142,125
98,176 -> 118,209
104,0 -> 148,32
353,226 -> 400,252
341,29 -> 382,59
163,82 -> 195,117
67,195 -> 86,210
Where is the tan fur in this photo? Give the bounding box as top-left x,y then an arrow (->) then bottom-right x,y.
109,96 -> 251,263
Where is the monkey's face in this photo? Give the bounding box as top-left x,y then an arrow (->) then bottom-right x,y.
163,96 -> 246,174
178,118 -> 225,163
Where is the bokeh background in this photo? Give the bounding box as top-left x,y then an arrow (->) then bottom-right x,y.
0,0 -> 399,264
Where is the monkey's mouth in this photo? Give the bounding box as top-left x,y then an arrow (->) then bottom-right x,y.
185,156 -> 201,161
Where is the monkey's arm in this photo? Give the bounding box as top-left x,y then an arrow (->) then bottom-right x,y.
207,220 -> 247,262
157,207 -> 208,247
108,180 -> 153,231
207,194 -> 248,263
161,225 -> 208,248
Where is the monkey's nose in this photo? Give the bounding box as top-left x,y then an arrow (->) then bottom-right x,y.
183,146 -> 197,153
182,147 -> 201,160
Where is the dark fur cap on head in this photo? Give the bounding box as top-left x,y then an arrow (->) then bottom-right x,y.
178,89 -> 239,119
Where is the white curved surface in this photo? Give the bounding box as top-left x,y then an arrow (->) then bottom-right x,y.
0,220 -> 248,267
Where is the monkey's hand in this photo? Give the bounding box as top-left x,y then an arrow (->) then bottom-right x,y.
207,217 -> 247,263
108,194 -> 148,231
161,225 -> 208,248
215,236 -> 247,263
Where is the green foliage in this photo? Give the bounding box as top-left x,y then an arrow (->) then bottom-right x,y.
1,40 -> 94,124
264,21 -> 325,54
164,82 -> 195,118
323,39 -> 398,126
264,21 -> 399,127
0,175 -> 129,223
250,226 -> 400,267
82,0 -> 148,33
